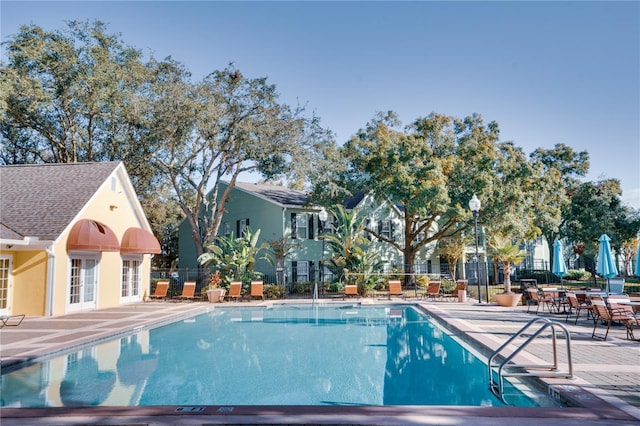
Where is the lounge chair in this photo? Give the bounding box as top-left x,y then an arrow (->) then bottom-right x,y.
250,281 -> 264,300
343,284 -> 359,299
0,314 -> 25,328
424,281 -> 441,301
388,280 -> 403,299
175,281 -> 196,301
592,297 -> 639,340
148,281 -> 169,301
226,281 -> 243,302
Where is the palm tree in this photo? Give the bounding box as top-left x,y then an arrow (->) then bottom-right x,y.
198,227 -> 268,286
321,204 -> 383,293
488,235 -> 526,294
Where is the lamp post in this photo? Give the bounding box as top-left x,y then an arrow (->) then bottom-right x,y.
317,208 -> 328,302
469,194 -> 482,303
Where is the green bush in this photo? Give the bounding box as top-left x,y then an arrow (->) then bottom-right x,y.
290,281 -> 312,293
264,284 -> 285,299
440,278 -> 456,294
565,269 -> 592,281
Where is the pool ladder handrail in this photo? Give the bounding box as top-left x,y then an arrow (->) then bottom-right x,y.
488,317 -> 573,404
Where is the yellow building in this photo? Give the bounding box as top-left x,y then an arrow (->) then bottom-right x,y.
0,162 -> 160,317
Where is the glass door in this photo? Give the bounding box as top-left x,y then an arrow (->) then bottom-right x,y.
68,257 -> 98,311
0,256 -> 12,316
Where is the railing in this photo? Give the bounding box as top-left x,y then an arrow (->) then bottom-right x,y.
488,317 -> 573,404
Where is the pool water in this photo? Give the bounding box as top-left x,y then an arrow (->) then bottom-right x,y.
1,304 -> 561,408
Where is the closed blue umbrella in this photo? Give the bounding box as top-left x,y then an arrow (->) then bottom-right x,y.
552,240 -> 567,288
635,241 -> 640,277
596,234 -> 618,293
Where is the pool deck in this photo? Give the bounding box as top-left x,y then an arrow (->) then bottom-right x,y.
1,297 -> 639,425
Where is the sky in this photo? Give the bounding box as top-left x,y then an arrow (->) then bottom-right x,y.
2,1 -> 639,209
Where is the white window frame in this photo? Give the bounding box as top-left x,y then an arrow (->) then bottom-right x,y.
0,255 -> 13,316
223,222 -> 231,237
295,214 -> 308,240
296,261 -> 309,282
380,220 -> 392,239
67,253 -> 100,312
121,255 -> 143,303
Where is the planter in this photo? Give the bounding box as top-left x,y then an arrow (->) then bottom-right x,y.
494,293 -> 522,307
206,289 -> 226,303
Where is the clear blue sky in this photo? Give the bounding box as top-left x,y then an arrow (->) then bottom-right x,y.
2,1 -> 639,208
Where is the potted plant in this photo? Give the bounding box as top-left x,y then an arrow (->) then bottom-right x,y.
489,235 -> 526,307
204,271 -> 226,303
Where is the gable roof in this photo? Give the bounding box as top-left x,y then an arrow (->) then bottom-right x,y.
0,162 -> 120,240
231,181 -> 310,208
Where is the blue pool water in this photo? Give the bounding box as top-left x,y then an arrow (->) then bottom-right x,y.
1,304 -> 560,407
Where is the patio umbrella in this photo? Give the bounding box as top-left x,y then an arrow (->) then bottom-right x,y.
552,240 -> 567,288
596,234 -> 618,293
635,241 -> 640,277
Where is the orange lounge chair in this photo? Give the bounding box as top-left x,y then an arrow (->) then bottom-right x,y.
425,281 -> 441,301
227,281 -> 243,302
388,280 -> 403,299
175,281 -> 196,301
343,284 -> 358,299
148,281 -> 169,301
250,281 -> 264,300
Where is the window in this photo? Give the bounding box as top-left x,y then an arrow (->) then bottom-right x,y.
292,260 -> 311,282
378,220 -> 394,240
121,257 -> 142,300
291,213 -> 314,239
320,262 -> 333,282
222,222 -> 231,237
237,218 -> 250,237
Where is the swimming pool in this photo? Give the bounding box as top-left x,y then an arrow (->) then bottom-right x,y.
0,304 -> 562,408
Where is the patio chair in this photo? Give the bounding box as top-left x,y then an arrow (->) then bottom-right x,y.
591,297 -> 639,341
250,281 -> 264,300
175,281 -> 196,301
526,288 -> 554,314
0,314 -> 26,328
388,280 -> 404,299
424,281 -> 441,301
226,281 -> 243,302
343,284 -> 359,299
148,281 -> 169,301
565,291 -> 594,324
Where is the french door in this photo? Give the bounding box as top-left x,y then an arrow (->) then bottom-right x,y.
121,257 -> 142,303
68,256 -> 98,311
0,256 -> 12,316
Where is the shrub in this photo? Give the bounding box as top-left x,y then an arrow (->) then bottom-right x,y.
291,281 -> 312,293
565,269 -> 592,281
264,284 -> 285,299
440,278 -> 456,294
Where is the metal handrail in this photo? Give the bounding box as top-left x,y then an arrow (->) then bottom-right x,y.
488,317 -> 573,404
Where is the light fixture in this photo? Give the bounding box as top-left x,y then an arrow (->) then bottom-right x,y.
318,208 -> 328,222
469,194 -> 483,303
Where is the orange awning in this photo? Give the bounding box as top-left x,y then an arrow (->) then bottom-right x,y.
66,219 -> 120,252
120,227 -> 161,254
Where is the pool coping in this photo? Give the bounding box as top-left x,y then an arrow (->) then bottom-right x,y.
1,299 -> 639,424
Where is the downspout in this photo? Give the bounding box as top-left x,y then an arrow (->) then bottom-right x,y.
45,245 -> 55,316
